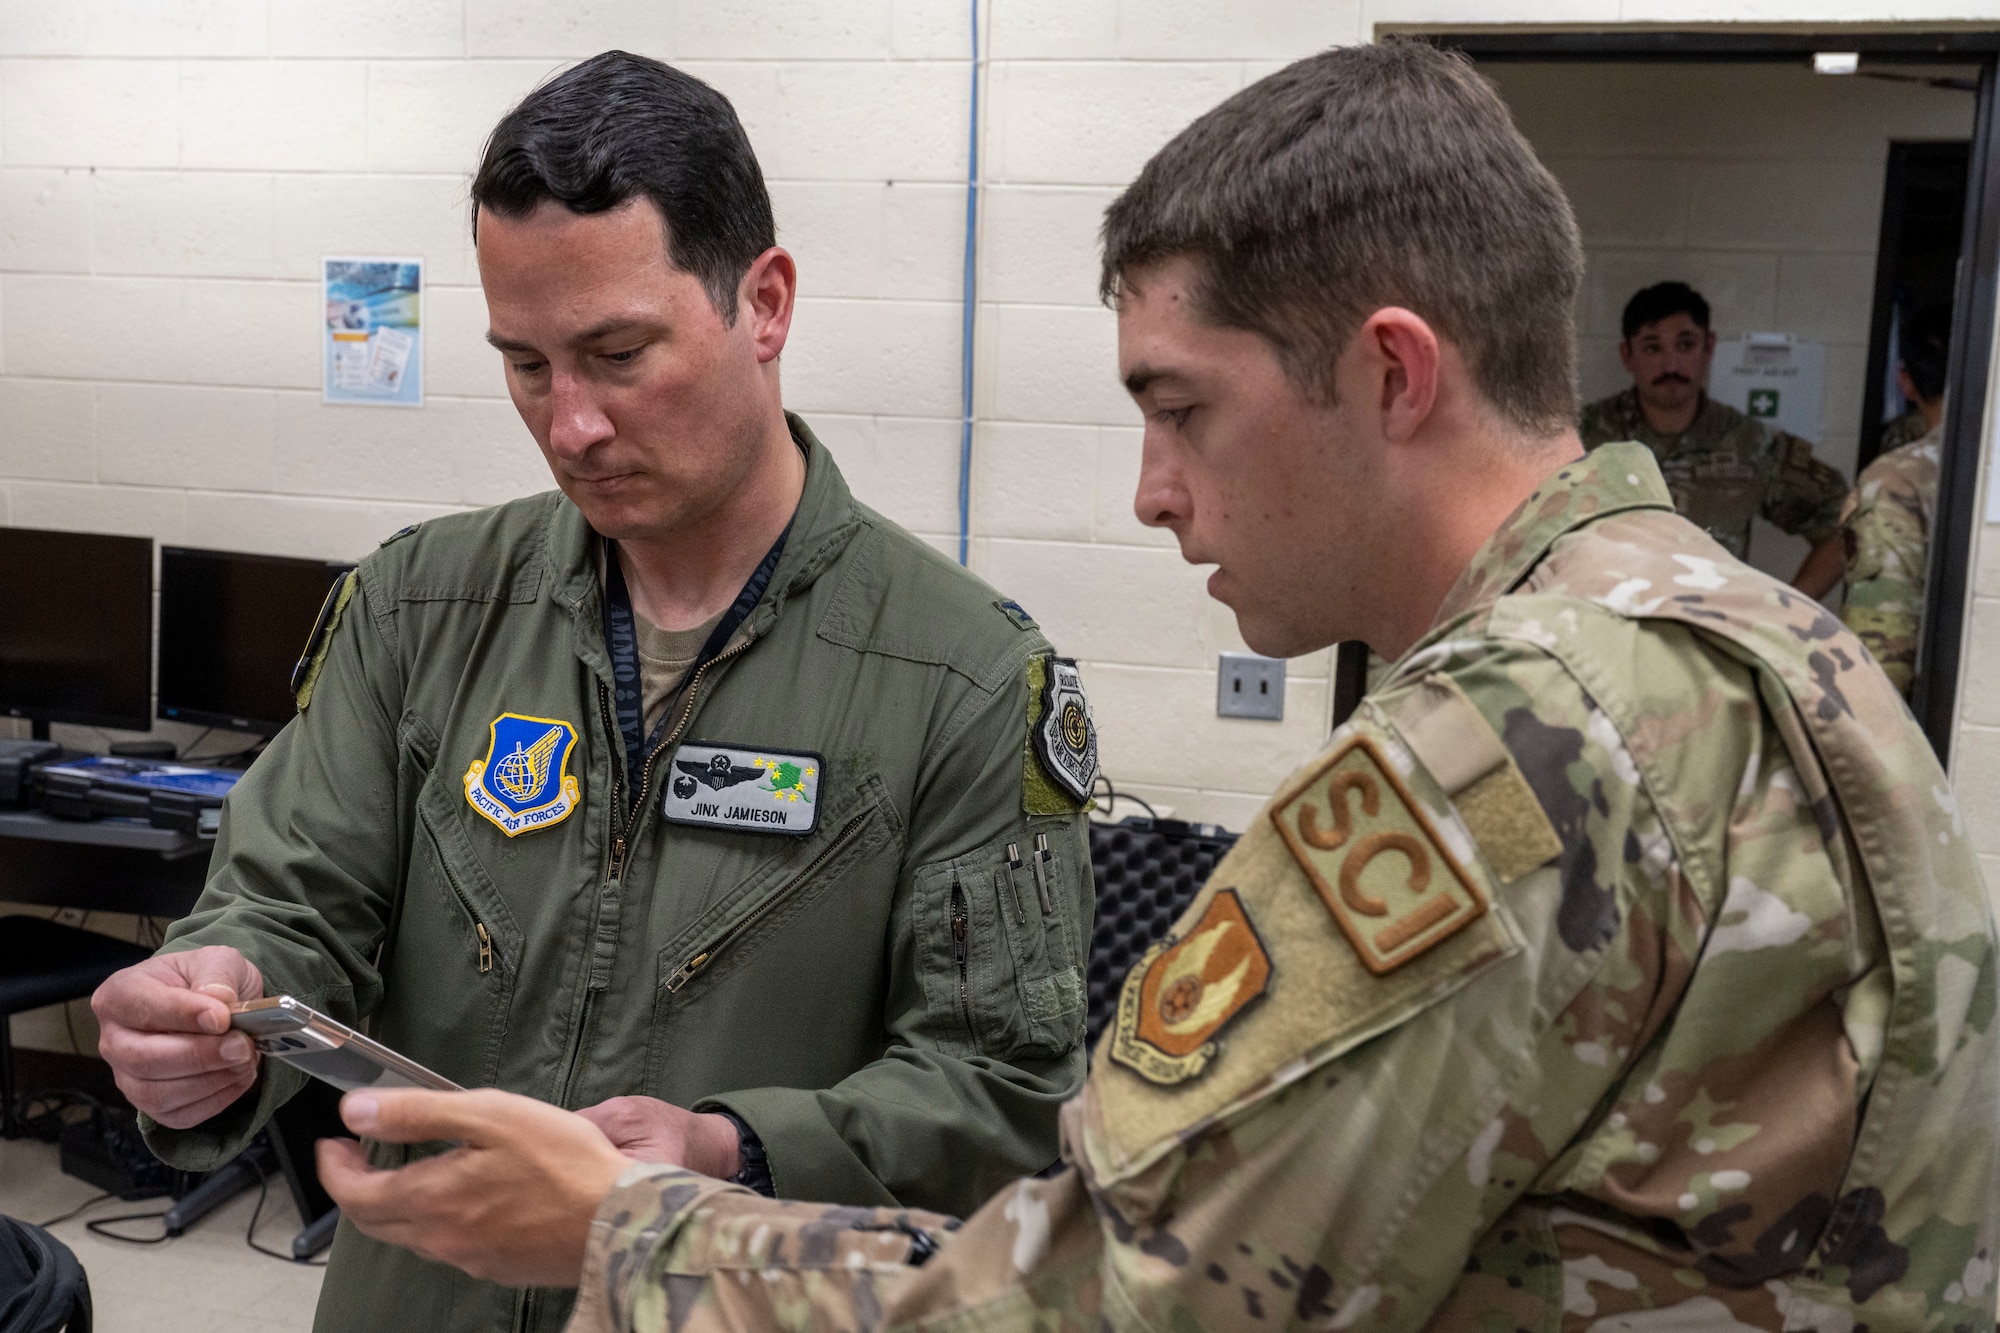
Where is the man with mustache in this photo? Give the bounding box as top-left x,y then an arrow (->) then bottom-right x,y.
1580,281 -> 1850,598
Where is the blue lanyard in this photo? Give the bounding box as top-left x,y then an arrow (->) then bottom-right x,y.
602,522 -> 791,791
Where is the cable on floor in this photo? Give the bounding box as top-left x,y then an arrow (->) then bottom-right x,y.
32,1191 -> 115,1229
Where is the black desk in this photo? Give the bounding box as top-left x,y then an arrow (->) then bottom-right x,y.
0,810 -> 209,917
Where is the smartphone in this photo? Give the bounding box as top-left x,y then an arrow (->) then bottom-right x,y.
230,995 -> 461,1094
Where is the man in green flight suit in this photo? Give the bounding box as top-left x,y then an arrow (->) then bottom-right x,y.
1580,281 -> 1851,599
309,41 -> 1995,1333
88,51 -> 1097,1333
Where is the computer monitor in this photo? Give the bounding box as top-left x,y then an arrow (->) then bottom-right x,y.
0,526 -> 155,736
158,547 -> 353,736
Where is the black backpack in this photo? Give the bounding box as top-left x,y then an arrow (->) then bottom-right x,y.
0,1217 -> 90,1333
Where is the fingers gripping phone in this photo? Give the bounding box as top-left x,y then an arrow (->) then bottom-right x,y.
230,996 -> 461,1094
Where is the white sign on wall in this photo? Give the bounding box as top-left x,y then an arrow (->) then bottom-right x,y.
323,256 -> 424,408
1709,333 -> 1825,442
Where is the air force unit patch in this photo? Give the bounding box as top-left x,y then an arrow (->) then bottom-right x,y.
1032,656 -> 1099,805
662,743 -> 822,836
1110,889 -> 1272,1085
464,713 -> 581,837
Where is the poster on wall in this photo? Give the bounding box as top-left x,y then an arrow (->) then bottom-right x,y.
1708,333 -> 1825,442
323,256 -> 423,407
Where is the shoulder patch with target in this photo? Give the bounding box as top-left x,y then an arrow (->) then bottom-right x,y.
1031,656 -> 1098,806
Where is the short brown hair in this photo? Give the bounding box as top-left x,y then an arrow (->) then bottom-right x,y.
1100,40 -> 1583,435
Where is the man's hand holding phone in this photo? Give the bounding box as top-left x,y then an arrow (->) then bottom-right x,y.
90,945 -> 265,1129
319,1088 -> 631,1287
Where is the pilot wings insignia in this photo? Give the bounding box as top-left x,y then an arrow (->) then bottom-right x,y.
674,754 -> 766,791
465,713 -> 580,837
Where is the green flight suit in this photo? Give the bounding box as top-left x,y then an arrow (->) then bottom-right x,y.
142,416 -> 1096,1333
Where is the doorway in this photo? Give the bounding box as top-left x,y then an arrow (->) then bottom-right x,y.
1396,29 -> 2000,761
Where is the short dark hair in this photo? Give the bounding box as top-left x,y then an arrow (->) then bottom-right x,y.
1098,40 -> 1584,436
1900,302 -> 1953,402
1621,282 -> 1710,341
472,51 -> 776,323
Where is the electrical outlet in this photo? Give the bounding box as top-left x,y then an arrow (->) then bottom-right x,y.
1217,652 -> 1285,720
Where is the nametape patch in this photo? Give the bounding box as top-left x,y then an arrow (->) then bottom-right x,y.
1270,735 -> 1488,975
662,743 -> 822,836
464,713 -> 581,837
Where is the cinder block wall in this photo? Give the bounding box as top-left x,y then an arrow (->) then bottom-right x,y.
0,0 -> 1370,832
0,3 -> 1995,837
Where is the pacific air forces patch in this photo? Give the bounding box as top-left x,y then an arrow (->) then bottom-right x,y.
1110,889 -> 1272,1085
464,713 -> 581,837
1032,656 -> 1099,805
1271,735 -> 1487,975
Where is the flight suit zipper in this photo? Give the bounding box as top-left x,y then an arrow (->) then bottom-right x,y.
950,872 -> 972,1040
475,922 -> 493,975
554,639 -> 756,1111
663,809 -> 872,994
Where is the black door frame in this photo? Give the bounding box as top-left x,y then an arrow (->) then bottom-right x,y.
1858,140 -> 1971,474
1402,26 -> 2000,762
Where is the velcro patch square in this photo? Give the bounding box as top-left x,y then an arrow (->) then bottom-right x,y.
1271,736 -> 1488,975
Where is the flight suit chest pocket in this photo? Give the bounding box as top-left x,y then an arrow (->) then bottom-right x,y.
382,754 -> 525,1089
916,837 -> 1086,1062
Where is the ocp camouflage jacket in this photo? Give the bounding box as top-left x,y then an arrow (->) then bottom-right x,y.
568,442 -> 1997,1333
143,417 -> 1095,1333
1842,427 -> 1941,697
1579,388 -> 1849,560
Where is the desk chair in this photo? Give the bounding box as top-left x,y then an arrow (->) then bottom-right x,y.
0,919 -> 151,1138
1085,817 -> 1239,1050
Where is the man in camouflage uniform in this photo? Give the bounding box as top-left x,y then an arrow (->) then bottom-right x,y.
318,43 -> 1998,1333
1580,281 -> 1850,599
1877,406 -> 1932,455
1843,304 -> 1953,697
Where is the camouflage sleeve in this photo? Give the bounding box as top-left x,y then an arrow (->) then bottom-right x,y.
1841,459 -> 1929,696
1759,431 -> 1850,544
566,1164 -> 960,1333
566,637 -> 1758,1332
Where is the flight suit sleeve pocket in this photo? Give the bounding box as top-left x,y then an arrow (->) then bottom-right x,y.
914,835 -> 1087,1065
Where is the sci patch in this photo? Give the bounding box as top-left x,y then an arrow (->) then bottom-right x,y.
1032,656 -> 1099,806
1271,735 -> 1488,975
1109,888 -> 1271,1085
662,743 -> 822,836
464,713 -> 581,837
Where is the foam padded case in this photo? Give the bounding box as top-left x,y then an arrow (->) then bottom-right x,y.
1084,816 -> 1240,1049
